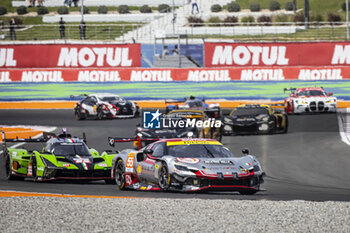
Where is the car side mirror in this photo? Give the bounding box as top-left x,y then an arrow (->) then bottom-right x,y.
328,92 -> 333,96
136,152 -> 145,162
144,148 -> 153,155
242,148 -> 249,155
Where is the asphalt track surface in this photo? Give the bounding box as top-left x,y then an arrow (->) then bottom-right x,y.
0,109 -> 350,201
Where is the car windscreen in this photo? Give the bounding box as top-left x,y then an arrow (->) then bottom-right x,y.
51,143 -> 91,157
186,100 -> 204,108
233,108 -> 269,116
100,96 -> 123,102
297,90 -> 326,96
167,144 -> 234,158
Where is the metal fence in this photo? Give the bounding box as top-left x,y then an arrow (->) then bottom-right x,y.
183,22 -> 350,42
0,22 -> 349,42
0,23 -> 144,42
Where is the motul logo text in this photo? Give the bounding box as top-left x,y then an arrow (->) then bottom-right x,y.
57,47 -> 133,67
0,48 -> 16,67
211,46 -> 289,66
187,70 -> 231,81
130,70 -> 173,81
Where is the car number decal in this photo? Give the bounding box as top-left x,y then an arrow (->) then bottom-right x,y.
125,174 -> 132,185
125,153 -> 135,173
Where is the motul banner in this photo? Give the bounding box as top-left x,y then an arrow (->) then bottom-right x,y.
205,42 -> 350,67
1,67 -> 349,82
0,44 -> 141,68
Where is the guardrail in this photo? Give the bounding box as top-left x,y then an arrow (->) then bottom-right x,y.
0,22 -> 349,42
185,22 -> 350,41
0,23 -> 144,42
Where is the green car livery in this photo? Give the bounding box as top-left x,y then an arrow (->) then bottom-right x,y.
1,131 -> 116,183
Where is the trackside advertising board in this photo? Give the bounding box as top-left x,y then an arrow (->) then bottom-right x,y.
205,42 -> 350,67
0,44 -> 141,68
1,67 -> 350,82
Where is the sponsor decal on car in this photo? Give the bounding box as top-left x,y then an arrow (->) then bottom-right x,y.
73,158 -> 91,164
176,158 -> 200,164
167,140 -> 222,146
137,164 -> 142,174
27,163 -> 32,176
125,174 -> 132,185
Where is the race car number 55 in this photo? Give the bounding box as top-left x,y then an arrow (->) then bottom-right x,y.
125,153 -> 135,173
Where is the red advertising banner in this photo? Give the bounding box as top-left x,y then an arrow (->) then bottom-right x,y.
204,42 -> 350,67
0,44 -> 141,68
0,67 -> 349,82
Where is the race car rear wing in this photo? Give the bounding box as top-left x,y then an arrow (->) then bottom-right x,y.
0,131 -> 55,154
165,96 -> 206,104
1,130 -> 87,153
70,94 -> 88,99
283,88 -> 297,93
108,136 -> 160,149
164,99 -> 185,104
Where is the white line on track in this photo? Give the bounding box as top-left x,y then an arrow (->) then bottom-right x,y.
337,108 -> 350,146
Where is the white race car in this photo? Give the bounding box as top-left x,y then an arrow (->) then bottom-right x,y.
284,87 -> 337,114
72,93 -> 139,120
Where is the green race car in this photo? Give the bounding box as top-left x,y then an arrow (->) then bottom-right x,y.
1,130 -> 116,183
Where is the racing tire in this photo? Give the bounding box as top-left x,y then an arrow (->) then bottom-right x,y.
114,160 -> 126,190
4,153 -> 14,180
75,110 -> 85,121
287,101 -> 294,115
32,156 -> 38,182
4,154 -> 24,181
97,109 -> 104,120
239,189 -> 258,195
269,117 -> 277,134
282,117 -> 289,134
158,163 -> 171,191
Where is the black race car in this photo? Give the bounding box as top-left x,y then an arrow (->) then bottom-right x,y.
71,93 -> 139,120
222,104 -> 288,135
165,96 -> 221,118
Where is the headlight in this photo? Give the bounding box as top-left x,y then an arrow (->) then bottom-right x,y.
296,100 -> 307,105
137,133 -> 142,137
326,99 -> 336,103
224,117 -> 232,123
187,132 -> 194,137
258,124 -> 268,131
256,115 -> 268,121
